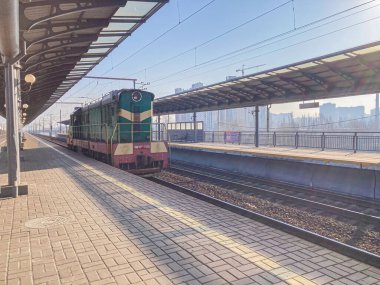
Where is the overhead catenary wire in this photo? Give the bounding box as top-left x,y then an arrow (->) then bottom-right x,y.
149,5 -> 380,89
128,0 -> 378,81
63,0 -> 217,100
126,0 -> 294,77
66,0 -> 377,99
101,0 -> 217,74
57,1 -> 380,120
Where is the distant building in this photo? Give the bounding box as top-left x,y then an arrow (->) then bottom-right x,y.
174,88 -> 183,94
191,82 -> 203,90
320,103 -> 365,121
271,112 -> 294,128
225,76 -> 237,81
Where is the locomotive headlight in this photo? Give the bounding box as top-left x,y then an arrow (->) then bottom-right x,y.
132,91 -> 142,102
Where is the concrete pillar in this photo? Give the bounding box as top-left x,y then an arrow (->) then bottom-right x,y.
255,105 -> 259,148
50,114 -> 52,137
4,63 -> 20,197
193,112 -> 197,142
266,105 -> 270,133
376,93 -> 379,130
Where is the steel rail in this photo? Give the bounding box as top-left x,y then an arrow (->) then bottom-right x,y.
168,165 -> 380,225
172,161 -> 380,208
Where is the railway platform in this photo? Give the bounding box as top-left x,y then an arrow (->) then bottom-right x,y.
169,143 -> 380,168
1,135 -> 379,285
169,143 -> 380,199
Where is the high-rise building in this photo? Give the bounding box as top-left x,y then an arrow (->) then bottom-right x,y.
174,88 -> 183,94
226,76 -> 237,81
191,82 -> 203,90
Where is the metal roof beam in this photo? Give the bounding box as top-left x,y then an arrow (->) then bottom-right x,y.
207,90 -> 240,102
25,47 -> 89,64
33,66 -> 85,76
193,94 -> 219,105
21,0 -> 127,30
110,17 -> 145,24
324,64 -> 357,84
26,34 -> 98,51
258,80 -> 288,96
354,56 -> 380,75
26,21 -> 109,47
299,71 -> 330,90
177,97 -> 208,107
230,87 -> 256,100
26,56 -> 82,72
243,83 -> 272,98
203,93 -> 229,104
171,98 -> 200,108
99,32 -> 132,37
25,38 -> 97,62
277,76 -> 309,94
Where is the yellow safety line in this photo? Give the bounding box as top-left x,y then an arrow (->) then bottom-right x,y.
34,135 -> 318,284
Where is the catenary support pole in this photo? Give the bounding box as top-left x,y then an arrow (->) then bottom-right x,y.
193,112 -> 197,142
5,63 -> 20,197
267,105 -> 270,133
157,115 -> 161,141
255,105 -> 259,148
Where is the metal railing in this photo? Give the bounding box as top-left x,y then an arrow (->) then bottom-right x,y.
200,131 -> 380,152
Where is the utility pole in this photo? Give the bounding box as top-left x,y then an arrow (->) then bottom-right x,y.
236,64 -> 266,77
236,64 -> 246,76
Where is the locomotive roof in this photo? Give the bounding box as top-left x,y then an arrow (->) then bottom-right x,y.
71,89 -> 154,114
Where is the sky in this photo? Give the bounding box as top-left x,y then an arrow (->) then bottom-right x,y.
19,0 -> 380,125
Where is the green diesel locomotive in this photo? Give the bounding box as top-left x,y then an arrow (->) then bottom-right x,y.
68,89 -> 169,173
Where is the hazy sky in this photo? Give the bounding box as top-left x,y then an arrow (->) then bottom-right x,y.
18,0 -> 380,125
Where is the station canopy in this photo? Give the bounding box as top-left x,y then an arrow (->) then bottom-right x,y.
0,0 -> 167,124
153,41 -> 380,115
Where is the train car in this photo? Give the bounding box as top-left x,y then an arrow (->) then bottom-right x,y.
67,89 -> 169,174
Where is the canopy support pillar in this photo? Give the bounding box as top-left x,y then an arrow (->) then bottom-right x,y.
2,64 -> 20,197
193,112 -> 197,142
255,105 -> 259,148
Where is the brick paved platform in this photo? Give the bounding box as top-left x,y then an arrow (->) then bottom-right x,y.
0,134 -> 379,285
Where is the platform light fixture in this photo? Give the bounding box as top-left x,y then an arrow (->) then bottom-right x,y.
25,74 -> 36,85
22,103 -> 29,109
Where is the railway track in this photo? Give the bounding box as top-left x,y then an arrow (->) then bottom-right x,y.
151,162 -> 380,267
168,162 -> 380,225
35,134 -> 67,148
